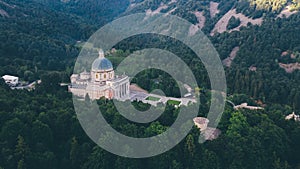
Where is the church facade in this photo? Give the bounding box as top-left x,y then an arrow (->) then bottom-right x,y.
68,50 -> 130,100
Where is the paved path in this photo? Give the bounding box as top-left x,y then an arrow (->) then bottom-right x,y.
11,80 -> 41,90
129,91 -> 197,107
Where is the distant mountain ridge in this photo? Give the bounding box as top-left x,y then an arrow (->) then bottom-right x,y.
124,0 -> 300,35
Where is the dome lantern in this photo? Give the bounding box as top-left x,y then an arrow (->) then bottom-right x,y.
98,49 -> 104,58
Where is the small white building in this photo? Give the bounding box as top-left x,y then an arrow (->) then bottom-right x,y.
2,75 -> 19,86
285,112 -> 300,121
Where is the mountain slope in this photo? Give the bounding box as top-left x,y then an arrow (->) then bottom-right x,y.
32,0 -> 131,25
124,0 -> 300,34
0,0 -> 97,80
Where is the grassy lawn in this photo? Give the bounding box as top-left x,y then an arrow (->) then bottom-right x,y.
146,96 -> 160,101
167,100 -> 181,105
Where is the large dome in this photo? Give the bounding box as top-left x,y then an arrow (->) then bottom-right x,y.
92,57 -> 113,71
91,49 -> 113,71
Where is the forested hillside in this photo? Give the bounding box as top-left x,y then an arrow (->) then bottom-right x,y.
33,0 -> 131,25
1,0 -> 300,169
121,0 -> 300,111
0,0 -> 98,82
1,68 -> 300,169
0,0 -> 139,81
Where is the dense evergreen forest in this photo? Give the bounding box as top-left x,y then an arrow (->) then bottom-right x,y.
1,0 -> 300,168
1,73 -> 300,169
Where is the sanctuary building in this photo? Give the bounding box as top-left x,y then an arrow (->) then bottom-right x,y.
68,50 -> 130,100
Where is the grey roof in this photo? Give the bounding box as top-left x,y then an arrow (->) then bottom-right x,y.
92,57 -> 113,71
69,84 -> 87,89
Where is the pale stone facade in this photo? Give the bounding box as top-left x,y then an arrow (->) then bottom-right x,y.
68,50 -> 130,100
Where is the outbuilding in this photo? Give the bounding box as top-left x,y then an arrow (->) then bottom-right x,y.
2,75 -> 19,86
